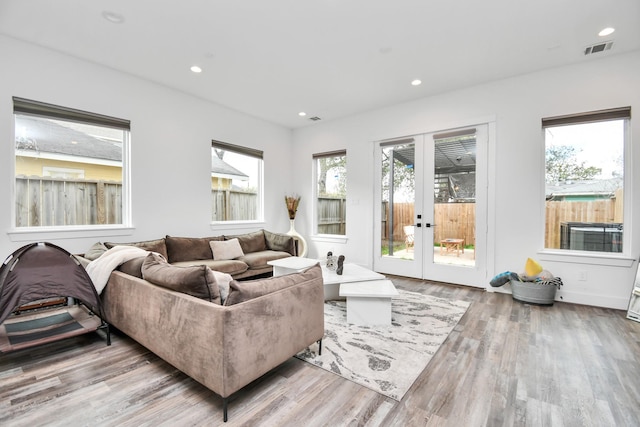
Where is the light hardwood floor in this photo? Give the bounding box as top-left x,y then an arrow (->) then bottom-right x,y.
2,276 -> 640,427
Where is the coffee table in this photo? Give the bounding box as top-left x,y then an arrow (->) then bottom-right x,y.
268,256 -> 318,276
339,280 -> 399,326
440,238 -> 464,256
321,263 -> 386,300
268,257 -> 386,301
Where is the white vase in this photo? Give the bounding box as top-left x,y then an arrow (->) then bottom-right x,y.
287,219 -> 308,257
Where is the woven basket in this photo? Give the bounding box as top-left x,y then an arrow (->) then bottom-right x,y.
510,278 -> 562,306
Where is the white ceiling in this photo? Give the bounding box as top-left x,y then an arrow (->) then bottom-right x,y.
1,0 -> 638,129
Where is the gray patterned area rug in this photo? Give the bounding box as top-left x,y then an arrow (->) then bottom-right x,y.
296,290 -> 470,401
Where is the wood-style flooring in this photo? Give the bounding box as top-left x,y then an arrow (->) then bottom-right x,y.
1,276 -> 640,427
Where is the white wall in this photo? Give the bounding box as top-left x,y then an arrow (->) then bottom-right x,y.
0,36 -> 293,258
292,50 -> 640,309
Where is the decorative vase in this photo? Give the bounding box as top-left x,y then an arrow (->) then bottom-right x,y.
287,219 -> 308,257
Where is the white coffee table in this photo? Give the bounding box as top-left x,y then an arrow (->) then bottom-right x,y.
339,280 -> 399,326
269,257 -> 387,301
321,263 -> 386,300
268,257 -> 318,276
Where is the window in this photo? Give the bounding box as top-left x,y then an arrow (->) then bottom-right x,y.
314,150 -> 346,235
13,97 -> 130,228
543,107 -> 630,253
211,140 -> 263,222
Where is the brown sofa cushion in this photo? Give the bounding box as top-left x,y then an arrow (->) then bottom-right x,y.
170,259 -> 249,276
224,263 -> 321,306
105,238 -> 168,260
165,235 -> 223,263
141,253 -> 221,304
237,250 -> 291,269
117,256 -> 146,278
264,230 -> 296,255
224,230 -> 267,254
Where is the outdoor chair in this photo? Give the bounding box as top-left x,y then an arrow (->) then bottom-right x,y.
403,225 -> 415,252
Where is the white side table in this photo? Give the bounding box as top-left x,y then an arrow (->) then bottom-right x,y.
339,280 -> 399,326
268,257 -> 318,277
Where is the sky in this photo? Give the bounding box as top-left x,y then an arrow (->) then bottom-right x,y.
545,119 -> 625,179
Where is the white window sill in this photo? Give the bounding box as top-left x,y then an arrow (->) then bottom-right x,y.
537,249 -> 635,267
7,226 -> 135,242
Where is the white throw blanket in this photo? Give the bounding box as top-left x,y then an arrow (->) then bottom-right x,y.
86,246 -> 150,294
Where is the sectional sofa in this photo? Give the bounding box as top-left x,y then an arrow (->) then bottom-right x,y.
83,230 -> 323,422
83,229 -> 297,280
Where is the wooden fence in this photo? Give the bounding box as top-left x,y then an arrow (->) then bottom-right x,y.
15,176 -> 122,227
545,190 -> 622,248
212,190 -> 258,221
317,196 -> 346,235
382,202 -> 476,246
385,191 -> 622,249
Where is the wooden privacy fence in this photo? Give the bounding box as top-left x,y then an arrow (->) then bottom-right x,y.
385,193 -> 622,249
15,176 -> 122,227
317,196 -> 346,235
382,202 -> 476,246
212,190 -> 258,221
545,192 -> 622,248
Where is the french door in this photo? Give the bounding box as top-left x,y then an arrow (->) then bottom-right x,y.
373,125 -> 488,288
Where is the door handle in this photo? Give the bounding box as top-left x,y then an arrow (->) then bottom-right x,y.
416,223 -> 422,227
424,223 -> 437,228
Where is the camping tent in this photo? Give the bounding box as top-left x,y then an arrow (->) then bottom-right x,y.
0,242 -> 108,349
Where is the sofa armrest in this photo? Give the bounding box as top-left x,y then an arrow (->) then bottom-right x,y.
263,230 -> 297,256
221,274 -> 324,395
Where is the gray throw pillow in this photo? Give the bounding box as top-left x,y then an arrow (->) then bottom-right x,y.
141,253 -> 221,304
84,242 -> 108,261
104,238 -> 168,260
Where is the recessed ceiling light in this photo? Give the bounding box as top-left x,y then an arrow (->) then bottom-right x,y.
411,79 -> 422,86
102,11 -> 125,24
599,27 -> 615,37
298,112 -> 307,117
190,65 -> 202,73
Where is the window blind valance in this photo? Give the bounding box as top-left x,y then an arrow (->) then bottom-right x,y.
13,97 -> 130,130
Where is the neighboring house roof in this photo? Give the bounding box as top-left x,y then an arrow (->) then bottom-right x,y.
546,178 -> 623,198
15,115 -> 122,162
211,156 -> 249,181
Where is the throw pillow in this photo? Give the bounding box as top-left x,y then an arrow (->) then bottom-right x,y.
524,258 -> 543,277
104,238 -> 168,260
210,238 -> 244,260
224,263 -> 321,306
211,270 -> 232,304
141,253 -> 221,304
84,242 -> 108,261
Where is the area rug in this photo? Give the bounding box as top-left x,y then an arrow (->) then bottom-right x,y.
296,290 -> 470,401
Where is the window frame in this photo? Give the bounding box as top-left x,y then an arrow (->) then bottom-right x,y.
210,139 -> 264,225
540,107 -> 631,258
10,97 -> 131,238
312,150 -> 347,238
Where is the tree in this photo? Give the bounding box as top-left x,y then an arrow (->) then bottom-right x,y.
318,156 -> 346,196
545,145 -> 601,184
381,146 -> 415,202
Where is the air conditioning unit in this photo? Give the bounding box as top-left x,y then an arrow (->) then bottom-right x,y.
560,222 -> 622,252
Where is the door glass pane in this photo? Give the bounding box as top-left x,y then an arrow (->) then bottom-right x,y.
380,142 -> 415,260
433,131 -> 476,267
